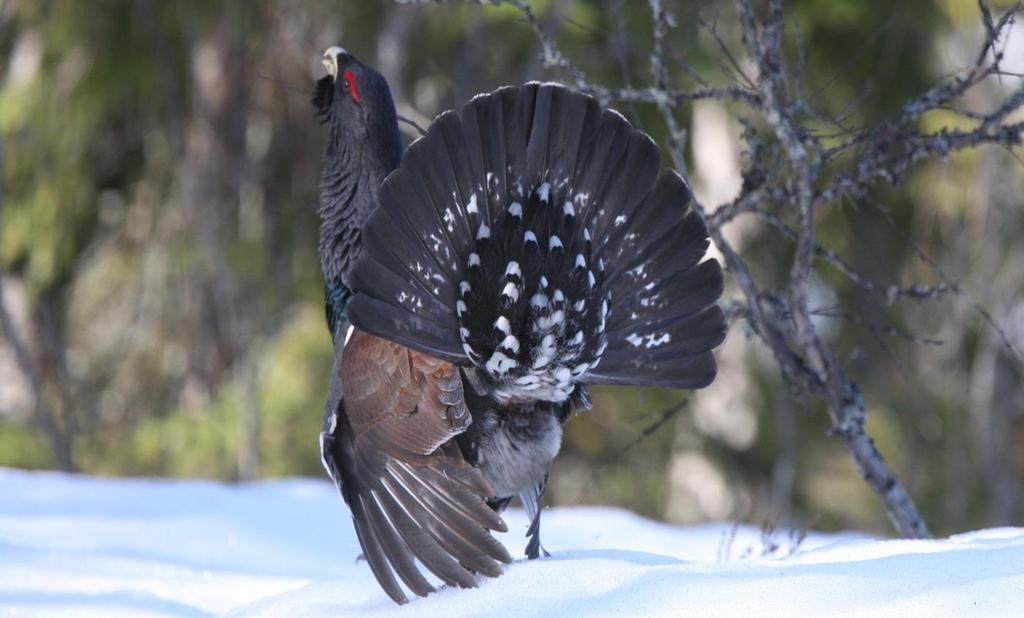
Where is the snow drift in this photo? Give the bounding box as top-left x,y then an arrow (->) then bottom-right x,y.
1,467 -> 1021,617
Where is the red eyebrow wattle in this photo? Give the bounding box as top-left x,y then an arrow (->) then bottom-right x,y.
343,70 -> 361,103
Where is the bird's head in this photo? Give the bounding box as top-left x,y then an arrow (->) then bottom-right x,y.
314,47 -> 396,138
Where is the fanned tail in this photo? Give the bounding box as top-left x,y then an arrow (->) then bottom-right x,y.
348,83 -> 725,398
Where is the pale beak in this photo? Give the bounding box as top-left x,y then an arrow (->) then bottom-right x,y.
322,46 -> 346,79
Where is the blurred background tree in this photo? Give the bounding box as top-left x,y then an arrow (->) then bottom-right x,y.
0,0 -> 1021,537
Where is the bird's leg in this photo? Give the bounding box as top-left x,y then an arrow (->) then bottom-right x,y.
522,474 -> 550,560
524,511 -> 549,559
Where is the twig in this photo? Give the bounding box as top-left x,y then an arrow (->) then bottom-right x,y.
397,114 -> 428,136
571,397 -> 690,505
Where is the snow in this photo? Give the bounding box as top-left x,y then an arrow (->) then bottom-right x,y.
1,468 -> 1023,617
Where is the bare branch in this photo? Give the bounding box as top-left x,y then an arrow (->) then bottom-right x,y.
407,0 -> 1024,539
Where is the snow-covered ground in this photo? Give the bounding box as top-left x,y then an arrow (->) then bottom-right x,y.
1,468 -> 1021,617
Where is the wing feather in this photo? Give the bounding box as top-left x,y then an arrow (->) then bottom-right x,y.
321,330 -> 511,603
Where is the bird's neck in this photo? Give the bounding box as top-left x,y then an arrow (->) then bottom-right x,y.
318,136 -> 394,341
317,115 -> 401,326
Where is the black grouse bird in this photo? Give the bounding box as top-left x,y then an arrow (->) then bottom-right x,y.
314,46 -> 726,604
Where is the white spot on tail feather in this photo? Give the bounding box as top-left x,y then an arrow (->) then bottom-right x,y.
429,233 -> 443,252
501,282 -> 520,302
533,334 -> 556,369
537,182 -> 551,203
486,350 -> 517,375
626,332 -> 672,348
499,334 -> 520,353
646,333 -> 672,347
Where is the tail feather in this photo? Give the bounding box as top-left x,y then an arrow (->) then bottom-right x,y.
523,85 -> 551,183
411,119 -> 478,252
606,305 -> 726,359
360,207 -> 454,312
595,172 -> 701,270
462,91 -> 507,223
437,112 -> 491,230
587,133 -> 662,238
590,350 -> 717,388
348,83 -> 726,397
344,293 -> 460,362
504,85 -> 538,189
608,261 -> 723,332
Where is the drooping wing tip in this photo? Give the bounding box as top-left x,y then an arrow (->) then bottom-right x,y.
335,451 -> 513,604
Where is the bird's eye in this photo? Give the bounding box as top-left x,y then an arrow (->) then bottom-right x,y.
342,70 -> 361,104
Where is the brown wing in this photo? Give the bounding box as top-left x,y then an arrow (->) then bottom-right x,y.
321,329 -> 511,604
